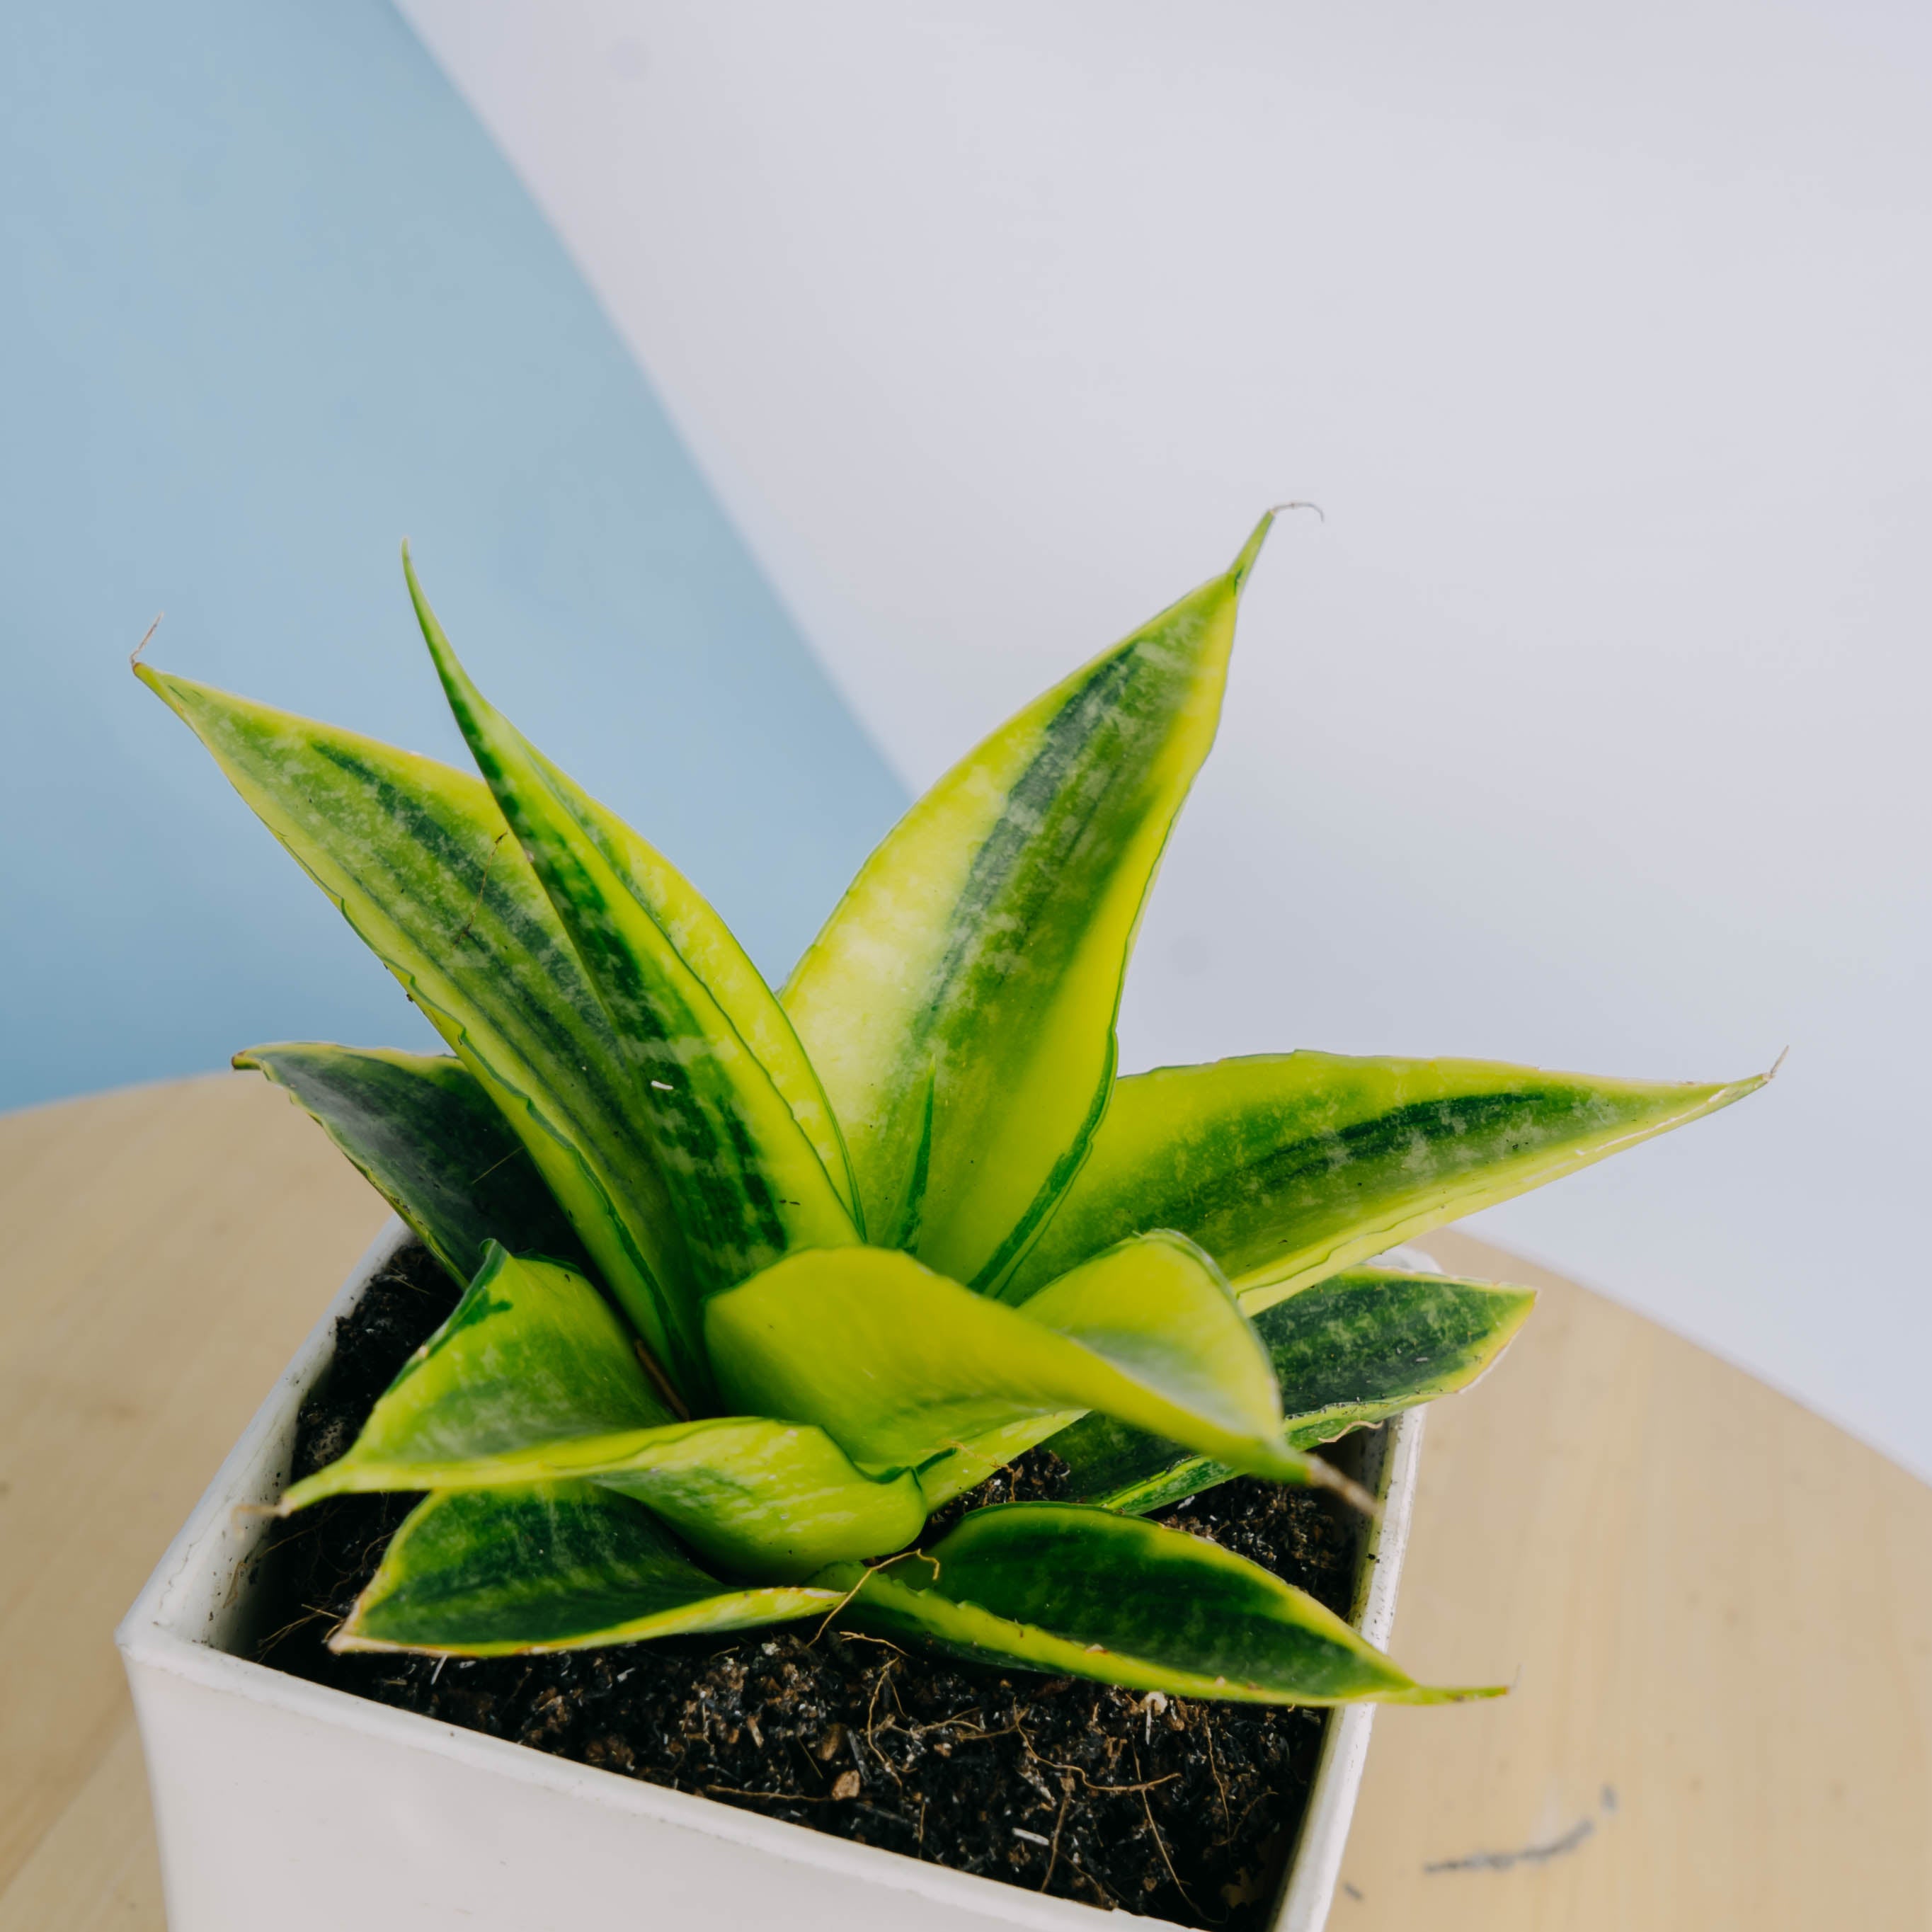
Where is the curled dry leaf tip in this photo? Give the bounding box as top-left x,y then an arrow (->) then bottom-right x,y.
128,612 -> 162,670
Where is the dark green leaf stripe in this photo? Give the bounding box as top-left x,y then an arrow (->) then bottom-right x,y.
828,1504 -> 1496,1705
335,1482 -> 838,1655
234,1044 -> 589,1285
784,515 -> 1278,1292
137,665 -> 709,1396
549,758 -> 861,1235
283,1247 -> 925,1577
407,552 -> 859,1297
704,1239 -> 1362,1508
1008,1051 -> 1767,1313
1048,1267 -> 1536,1515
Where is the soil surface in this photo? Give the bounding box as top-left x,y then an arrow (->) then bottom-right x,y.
256,1242 -> 1368,1928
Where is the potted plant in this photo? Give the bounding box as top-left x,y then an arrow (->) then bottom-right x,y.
119,514 -> 1762,1931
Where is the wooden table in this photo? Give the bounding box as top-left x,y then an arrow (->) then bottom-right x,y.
2,1075 -> 1927,1928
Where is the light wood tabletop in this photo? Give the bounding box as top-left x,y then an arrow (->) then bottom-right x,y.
1,1074 -> 1926,1930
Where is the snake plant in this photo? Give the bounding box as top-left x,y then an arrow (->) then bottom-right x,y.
142,513 -> 1763,1706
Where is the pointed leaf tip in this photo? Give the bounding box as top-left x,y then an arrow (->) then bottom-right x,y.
1228,503 -> 1322,595
1228,511 -> 1276,593
1011,1051 -> 1773,1313
400,541 -> 446,656
1397,1681 -> 1510,1705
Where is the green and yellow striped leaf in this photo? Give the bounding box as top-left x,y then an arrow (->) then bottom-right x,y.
285,1247 -> 925,1578
827,1504 -> 1495,1705
137,665 -> 707,1399
1048,1266 -> 1536,1516
703,1237 -> 1362,1509
283,1247 -> 672,1509
406,554 -> 859,1298
334,1482 -> 838,1655
1267,1267 -> 1535,1442
583,1421 -> 927,1581
1009,1052 -> 1766,1313
234,1044 -> 588,1286
782,518 -> 1277,1291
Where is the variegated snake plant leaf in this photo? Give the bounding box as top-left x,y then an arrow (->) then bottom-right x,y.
142,513 -> 1767,1704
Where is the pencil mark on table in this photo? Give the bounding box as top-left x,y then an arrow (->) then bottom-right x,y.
1424,1815 -> 1595,1873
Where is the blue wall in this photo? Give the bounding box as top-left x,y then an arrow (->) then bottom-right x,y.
0,1 -> 904,1111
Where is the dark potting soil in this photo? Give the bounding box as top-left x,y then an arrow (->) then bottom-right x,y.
254,1242 -> 1368,1929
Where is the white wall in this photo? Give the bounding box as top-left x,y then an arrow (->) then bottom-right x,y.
399,0 -> 1932,1476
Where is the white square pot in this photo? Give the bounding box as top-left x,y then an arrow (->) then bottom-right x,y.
118,1218 -> 1425,1932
